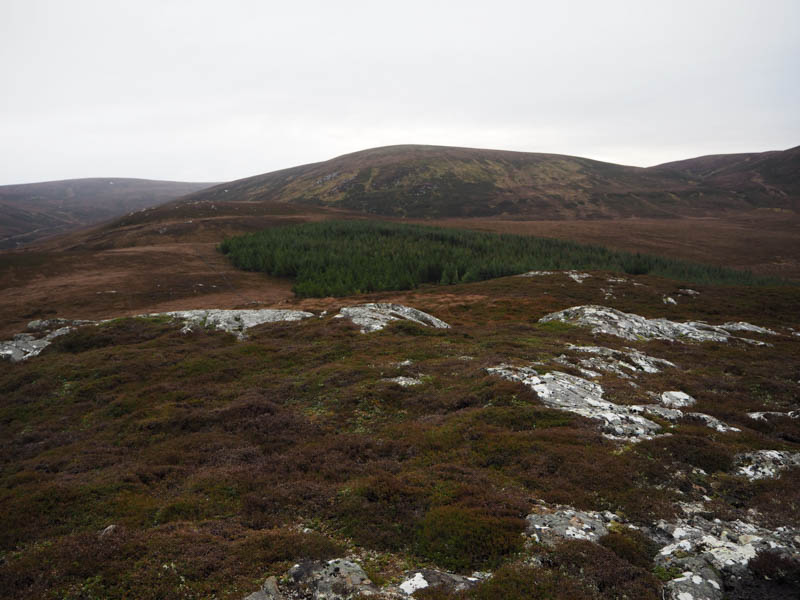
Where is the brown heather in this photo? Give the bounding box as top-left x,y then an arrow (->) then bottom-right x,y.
0,272 -> 799,599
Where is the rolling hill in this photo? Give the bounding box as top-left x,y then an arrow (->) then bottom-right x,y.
0,178 -> 216,249
127,144 -> 800,225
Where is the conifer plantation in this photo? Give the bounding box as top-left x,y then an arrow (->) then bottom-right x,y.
219,220 -> 775,297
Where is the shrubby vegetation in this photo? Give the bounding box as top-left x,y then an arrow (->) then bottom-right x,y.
219,220 -> 777,297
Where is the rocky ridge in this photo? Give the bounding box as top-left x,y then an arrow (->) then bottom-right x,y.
0,304 -> 451,362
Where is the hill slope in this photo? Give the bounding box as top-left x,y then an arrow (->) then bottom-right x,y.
0,178 -> 216,248
149,144 -> 800,222
654,145 -> 800,209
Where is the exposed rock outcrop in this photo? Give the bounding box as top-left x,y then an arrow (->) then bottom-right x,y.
660,391 -> 697,409
686,412 -> 741,433
383,376 -> 423,387
734,450 -> 800,480
525,504 -> 620,544
555,344 -> 676,379
396,569 -> 481,595
747,410 -> 800,422
156,309 -> 315,339
335,303 -> 450,333
485,365 -> 662,441
539,305 -> 775,344
486,364 -> 740,439
0,319 -> 92,362
518,270 -> 590,283
524,502 -> 800,600
243,559 -> 482,599
2,309 -> 317,362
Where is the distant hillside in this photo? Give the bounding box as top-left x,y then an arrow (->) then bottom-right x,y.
0,178 -> 216,248
138,144 -> 799,223
654,145 -> 800,208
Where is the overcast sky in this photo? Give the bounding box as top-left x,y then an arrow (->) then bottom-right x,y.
1,0 -> 798,184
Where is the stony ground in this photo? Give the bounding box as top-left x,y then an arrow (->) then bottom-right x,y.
1,271 -> 799,599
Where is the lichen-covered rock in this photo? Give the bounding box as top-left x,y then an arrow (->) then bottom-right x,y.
485,365 -> 661,440
734,450 -> 800,480
660,391 -> 697,409
654,514 -> 800,600
539,305 -> 771,344
685,413 -> 741,433
556,344 -> 676,379
383,376 -> 423,387
632,404 -> 685,421
393,569 -> 480,596
719,322 -> 778,336
747,410 -> 800,422
1,325 -> 77,362
525,504 -> 620,544
517,270 -> 590,283
335,303 -> 450,333
524,502 -> 800,600
285,559 -> 379,599
26,318 -> 94,332
243,561 -> 483,599
663,558 -> 724,600
156,309 -> 314,338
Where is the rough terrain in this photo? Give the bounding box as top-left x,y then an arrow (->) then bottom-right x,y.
1,266 -> 798,600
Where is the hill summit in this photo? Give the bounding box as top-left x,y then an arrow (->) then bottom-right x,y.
164,144 -> 800,220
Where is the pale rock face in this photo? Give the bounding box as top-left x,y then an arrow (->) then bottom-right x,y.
655,515 -> 799,600
0,328 -> 72,362
0,319 -> 92,362
383,376 -> 423,387
285,559 -> 378,599
2,310 -> 318,362
719,322 -> 778,335
566,271 -> 591,283
486,363 -> 740,438
517,270 -> 590,283
524,502 -> 800,600
539,305 -> 772,344
525,505 -> 619,544
660,391 -> 697,409
485,365 -> 662,441
157,309 -> 314,339
685,413 -> 741,433
556,344 -> 677,379
335,303 -> 450,333
244,561 -> 480,599
396,570 -> 479,596
633,404 -> 685,421
399,572 -> 428,595
734,450 -> 800,480
747,410 -> 800,422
